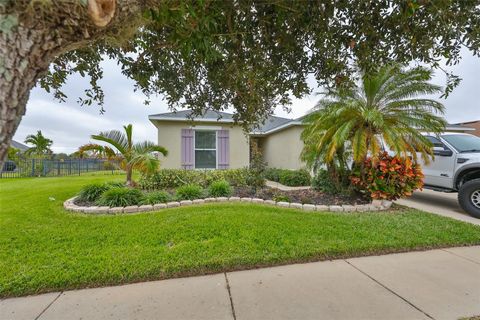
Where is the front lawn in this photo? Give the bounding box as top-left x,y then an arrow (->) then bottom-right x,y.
1,174 -> 480,297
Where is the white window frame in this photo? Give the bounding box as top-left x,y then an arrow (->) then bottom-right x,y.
193,129 -> 218,169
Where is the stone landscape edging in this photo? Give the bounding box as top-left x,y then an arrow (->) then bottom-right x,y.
63,197 -> 393,215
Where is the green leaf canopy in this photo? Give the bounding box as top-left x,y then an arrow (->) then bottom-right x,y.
38,0 -> 480,130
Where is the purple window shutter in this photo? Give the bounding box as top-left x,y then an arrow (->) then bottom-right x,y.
217,130 -> 229,169
181,129 -> 194,169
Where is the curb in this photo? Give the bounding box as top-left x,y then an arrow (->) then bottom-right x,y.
63,197 -> 393,215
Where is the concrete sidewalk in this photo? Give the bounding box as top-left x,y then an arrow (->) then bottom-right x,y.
1,246 -> 479,320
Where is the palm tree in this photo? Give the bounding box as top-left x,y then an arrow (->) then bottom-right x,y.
24,130 -> 53,156
78,124 -> 168,185
301,64 -> 447,174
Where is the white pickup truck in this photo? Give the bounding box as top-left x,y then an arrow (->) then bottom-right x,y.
420,133 -> 480,218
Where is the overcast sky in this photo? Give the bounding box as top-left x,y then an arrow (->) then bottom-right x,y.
14,49 -> 480,153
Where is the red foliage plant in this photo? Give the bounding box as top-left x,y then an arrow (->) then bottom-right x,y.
350,152 -> 424,201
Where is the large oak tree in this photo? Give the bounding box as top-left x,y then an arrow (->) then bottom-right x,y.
1,0 -> 479,164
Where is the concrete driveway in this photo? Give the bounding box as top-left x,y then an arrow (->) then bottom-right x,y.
396,189 -> 480,225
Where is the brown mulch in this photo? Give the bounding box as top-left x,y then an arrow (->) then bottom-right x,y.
233,186 -> 369,206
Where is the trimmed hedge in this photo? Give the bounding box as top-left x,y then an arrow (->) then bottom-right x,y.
265,168 -> 311,187
139,169 -> 251,190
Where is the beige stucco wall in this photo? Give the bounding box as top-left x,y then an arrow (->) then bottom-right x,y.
151,120 -> 250,169
261,125 -> 306,169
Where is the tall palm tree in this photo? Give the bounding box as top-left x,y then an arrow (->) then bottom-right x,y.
24,130 -> 53,156
301,64 -> 447,172
78,124 -> 168,185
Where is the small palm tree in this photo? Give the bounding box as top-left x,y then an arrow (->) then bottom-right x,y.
24,130 -> 53,156
302,64 -> 447,172
79,124 -> 168,185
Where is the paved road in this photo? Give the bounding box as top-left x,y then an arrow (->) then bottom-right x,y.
397,189 -> 480,225
2,246 -> 479,320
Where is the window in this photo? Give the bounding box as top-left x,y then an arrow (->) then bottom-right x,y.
195,130 -> 216,169
426,136 -> 444,148
441,134 -> 480,153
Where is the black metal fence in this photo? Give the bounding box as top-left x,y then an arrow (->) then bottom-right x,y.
0,158 -> 122,178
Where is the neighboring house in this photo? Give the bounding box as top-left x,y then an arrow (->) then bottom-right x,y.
149,110 -> 475,170
149,110 -> 305,170
11,140 -> 29,152
453,120 -> 480,137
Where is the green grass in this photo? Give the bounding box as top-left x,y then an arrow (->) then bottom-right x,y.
1,174 -> 480,298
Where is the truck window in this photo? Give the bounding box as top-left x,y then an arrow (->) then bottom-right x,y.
426,136 -> 444,148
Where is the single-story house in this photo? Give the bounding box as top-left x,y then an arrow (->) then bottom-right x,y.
149,110 -> 304,170
11,140 -> 29,152
149,110 -> 475,170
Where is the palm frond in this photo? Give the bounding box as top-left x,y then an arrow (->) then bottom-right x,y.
123,124 -> 133,150
91,130 -> 128,155
129,153 -> 160,176
133,141 -> 168,156
302,63 -> 447,171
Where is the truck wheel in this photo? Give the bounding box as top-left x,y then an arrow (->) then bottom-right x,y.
458,179 -> 480,219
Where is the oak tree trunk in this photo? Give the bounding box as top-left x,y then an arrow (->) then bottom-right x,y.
0,27 -> 55,165
0,0 -> 150,168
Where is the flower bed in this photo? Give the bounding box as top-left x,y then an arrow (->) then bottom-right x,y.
64,195 -> 392,214
67,179 -> 392,215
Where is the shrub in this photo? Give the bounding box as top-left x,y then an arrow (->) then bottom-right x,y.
139,169 -> 249,190
176,184 -> 204,200
311,169 -> 351,194
265,168 -> 311,186
272,194 -> 291,203
208,180 -> 232,197
246,142 -> 267,191
264,168 -> 282,182
77,183 -> 112,202
96,187 -> 144,207
350,152 -> 424,201
279,169 -> 311,186
141,191 -> 171,205
106,181 -> 125,188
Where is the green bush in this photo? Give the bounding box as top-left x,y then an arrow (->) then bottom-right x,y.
265,168 -> 282,182
139,169 -> 250,190
141,191 -> 171,205
312,169 -> 340,194
272,194 -> 291,203
208,180 -> 232,197
246,143 -> 267,191
106,181 -> 125,188
77,183 -> 112,202
175,184 -> 204,200
96,187 -> 144,207
265,168 -> 311,186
